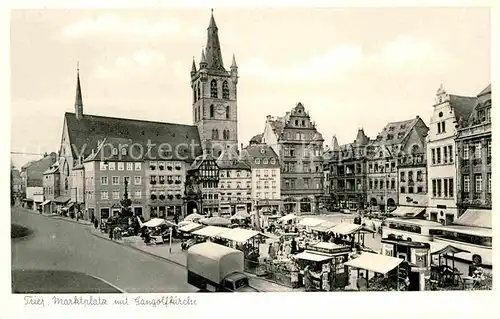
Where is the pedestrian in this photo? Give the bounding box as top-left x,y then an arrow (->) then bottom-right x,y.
372,222 -> 376,238
291,237 -> 297,255
356,272 -> 368,291
94,219 -> 99,230
268,242 -> 276,261
109,227 -> 114,240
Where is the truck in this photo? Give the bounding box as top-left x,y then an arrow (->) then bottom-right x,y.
187,242 -> 259,292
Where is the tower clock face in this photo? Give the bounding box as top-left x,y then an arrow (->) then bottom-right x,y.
216,104 -> 225,115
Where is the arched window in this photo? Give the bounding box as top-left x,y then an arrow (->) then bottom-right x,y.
197,83 -> 201,101
210,105 -> 214,118
210,80 -> 218,98
194,84 -> 197,102
226,105 -> 230,119
222,81 -> 229,99
214,129 -> 219,140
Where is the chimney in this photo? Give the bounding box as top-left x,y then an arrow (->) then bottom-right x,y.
44,152 -> 48,157
266,115 -> 272,122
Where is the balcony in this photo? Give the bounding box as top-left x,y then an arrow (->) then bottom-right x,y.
456,121 -> 491,139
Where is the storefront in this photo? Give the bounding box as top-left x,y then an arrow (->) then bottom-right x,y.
256,199 -> 281,215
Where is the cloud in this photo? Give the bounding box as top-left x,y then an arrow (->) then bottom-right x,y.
61,13 -> 181,38
241,36 -> 444,84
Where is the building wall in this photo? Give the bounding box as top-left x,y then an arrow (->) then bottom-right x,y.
59,120 -> 74,197
262,119 -> 280,158
398,162 -> 427,208
366,158 -> 398,209
70,168 -> 85,204
22,154 -> 57,194
84,162 -> 96,220
145,160 -> 186,219
219,168 -> 252,215
26,186 -> 43,200
89,160 -> 147,222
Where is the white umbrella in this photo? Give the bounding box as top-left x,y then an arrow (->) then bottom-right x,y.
199,216 -> 232,227
184,213 -> 203,222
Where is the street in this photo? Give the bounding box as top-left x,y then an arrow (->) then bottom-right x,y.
11,207 -> 197,293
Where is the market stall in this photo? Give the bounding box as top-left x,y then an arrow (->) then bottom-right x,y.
199,216 -> 232,227
217,228 -> 263,268
278,214 -> 298,225
344,252 -> 406,291
429,244 -> 470,289
293,242 -> 351,291
328,223 -> 375,248
184,213 -> 203,222
230,211 -> 251,227
297,217 -> 325,231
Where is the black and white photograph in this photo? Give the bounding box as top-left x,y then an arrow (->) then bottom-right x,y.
8,4 -> 493,305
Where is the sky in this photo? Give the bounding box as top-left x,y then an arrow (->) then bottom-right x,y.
10,7 -> 490,168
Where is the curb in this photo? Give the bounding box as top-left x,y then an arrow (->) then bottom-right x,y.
52,216 -> 92,226
87,229 -> 186,268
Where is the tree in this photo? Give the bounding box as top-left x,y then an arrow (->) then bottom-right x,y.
120,178 -> 133,218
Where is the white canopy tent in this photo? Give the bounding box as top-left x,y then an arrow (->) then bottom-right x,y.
294,251 -> 334,262
344,252 -> 403,275
278,214 -> 298,223
192,226 -> 231,237
142,218 -> 176,228
178,223 -> 204,233
217,228 -> 261,243
328,223 -> 375,235
298,217 -> 325,227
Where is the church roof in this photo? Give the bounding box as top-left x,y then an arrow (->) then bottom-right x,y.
65,112 -> 202,162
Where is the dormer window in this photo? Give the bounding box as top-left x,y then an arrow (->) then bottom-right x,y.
121,148 -> 127,156
112,148 -> 118,155
270,158 -> 276,165
263,158 -> 268,164
158,161 -> 165,170
387,134 -> 393,140
400,124 -> 406,129
150,161 -> 157,170
150,192 -> 157,200
255,158 -> 261,164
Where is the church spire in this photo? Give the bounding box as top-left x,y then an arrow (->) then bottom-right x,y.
191,56 -> 197,75
75,62 -> 83,120
205,9 -> 225,71
231,54 -> 237,69
200,48 -> 207,69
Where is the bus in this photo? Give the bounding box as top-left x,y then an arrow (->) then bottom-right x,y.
382,218 -> 443,243
429,225 -> 492,266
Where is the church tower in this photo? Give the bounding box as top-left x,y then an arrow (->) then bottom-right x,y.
191,10 -> 238,157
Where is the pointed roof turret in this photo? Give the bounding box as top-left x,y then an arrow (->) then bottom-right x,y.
199,48 -> 207,69
205,9 -> 225,72
191,56 -> 197,75
331,135 -> 340,151
75,62 -> 83,120
355,128 -> 369,146
231,54 -> 238,69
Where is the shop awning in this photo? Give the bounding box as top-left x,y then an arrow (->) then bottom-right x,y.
192,226 -> 231,237
431,244 -> 470,256
313,242 -> 345,250
328,223 -> 375,235
178,223 -> 204,233
454,209 -> 492,229
278,214 -> 297,223
53,196 -> 71,204
298,217 -> 324,227
391,206 -> 425,218
312,221 -> 337,232
41,200 -> 51,206
344,252 -> 403,274
294,251 -> 333,262
217,228 -> 261,243
434,225 -> 492,237
142,218 -> 176,228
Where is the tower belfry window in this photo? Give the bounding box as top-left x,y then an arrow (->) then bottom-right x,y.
194,84 -> 197,102
226,106 -> 230,119
210,105 -> 215,118
197,83 -> 201,101
211,79 -> 218,98
222,81 -> 229,99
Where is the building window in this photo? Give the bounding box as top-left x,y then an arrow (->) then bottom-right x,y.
400,187 -> 405,194
222,81 -> 229,99
475,142 -> 482,159
463,145 -> 469,160
437,179 -> 442,197
443,179 -> 448,197
212,129 -> 219,140
210,105 -> 214,118
488,173 -> 491,193
256,181 -> 261,189
463,175 -> 470,193
134,176 -> 141,185
117,162 -> 124,171
124,176 -> 130,185
448,145 -> 453,163
101,191 -> 108,200
448,178 -> 454,198
101,176 -> 108,185
112,190 -> 120,200
431,149 -> 436,165
226,106 -> 230,119
112,176 -> 119,185
432,179 -> 436,197
108,162 -> 116,170
391,180 -> 395,190
150,176 -> 157,185
126,162 -> 133,170
134,163 -> 142,171
210,79 -> 218,98
408,187 -> 414,194
135,190 -> 141,199
417,186 -> 423,193
487,140 -> 491,158
150,161 -> 157,170
443,146 -> 448,163
475,175 -> 482,192
112,148 -> 118,155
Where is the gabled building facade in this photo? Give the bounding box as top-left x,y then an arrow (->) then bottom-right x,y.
426,84 -> 477,225
187,154 -> 220,215
216,148 -> 252,216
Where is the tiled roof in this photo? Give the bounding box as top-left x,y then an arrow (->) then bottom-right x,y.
270,118 -> 285,136
449,95 -> 477,122
241,145 -> 280,168
376,118 -> 419,146
216,149 -> 251,170
478,84 -> 491,96
43,165 -> 59,175
189,153 -> 217,170
65,112 -> 202,162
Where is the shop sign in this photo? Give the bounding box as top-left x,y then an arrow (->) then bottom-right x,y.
383,244 -> 394,257
414,248 -> 428,268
